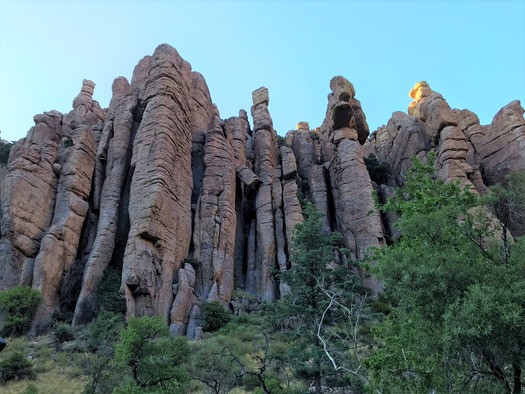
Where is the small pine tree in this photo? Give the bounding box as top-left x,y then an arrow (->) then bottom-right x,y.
276,204 -> 369,394
114,316 -> 189,392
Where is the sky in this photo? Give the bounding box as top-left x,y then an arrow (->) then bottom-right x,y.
0,0 -> 524,142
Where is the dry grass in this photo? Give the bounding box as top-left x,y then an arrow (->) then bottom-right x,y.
2,369 -> 88,393
0,335 -> 89,394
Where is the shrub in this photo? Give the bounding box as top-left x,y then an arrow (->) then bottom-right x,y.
114,316 -> 189,392
276,135 -> 288,147
23,383 -> 38,394
86,311 -> 124,353
309,131 -> 320,141
82,312 -> 126,394
95,268 -> 126,314
202,301 -> 230,332
0,351 -> 35,382
0,286 -> 43,336
53,322 -> 75,343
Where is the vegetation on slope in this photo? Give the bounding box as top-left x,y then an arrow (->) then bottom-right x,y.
1,157 -> 524,393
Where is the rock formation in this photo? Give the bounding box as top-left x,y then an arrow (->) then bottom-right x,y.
365,81 -> 525,238
1,44 -> 523,336
251,87 -> 279,301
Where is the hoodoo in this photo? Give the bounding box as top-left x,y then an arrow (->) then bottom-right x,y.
1,44 -> 524,337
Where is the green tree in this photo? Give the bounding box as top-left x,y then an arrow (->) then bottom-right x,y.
114,316 -> 189,393
189,333 -> 245,393
202,301 -> 230,332
275,204 -> 371,394
484,171 -> 525,243
0,285 -> 43,336
189,314 -> 298,394
95,267 -> 126,315
367,158 -> 525,393
83,311 -> 126,394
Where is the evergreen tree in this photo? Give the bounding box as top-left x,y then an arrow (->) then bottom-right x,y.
275,204 -> 371,393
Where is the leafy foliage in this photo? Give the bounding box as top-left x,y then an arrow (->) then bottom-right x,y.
95,267 -> 126,315
202,301 -> 230,332
0,351 -> 35,383
82,311 -> 125,394
274,203 -> 371,393
189,314 -> 301,394
85,311 -> 124,354
0,286 -> 43,336
114,316 -> 189,393
22,383 -> 38,394
276,135 -> 288,147
53,322 -> 75,343
367,158 -> 525,393
309,131 -> 320,141
483,171 -> 525,242
188,333 -> 245,393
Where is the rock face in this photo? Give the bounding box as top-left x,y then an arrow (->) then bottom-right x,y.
365,81 -> 525,238
192,114 -> 237,304
0,82 -> 104,332
0,111 -> 63,291
251,87 -> 279,301
73,78 -> 136,325
321,77 -> 385,262
1,46 -> 523,335
478,101 -> 525,185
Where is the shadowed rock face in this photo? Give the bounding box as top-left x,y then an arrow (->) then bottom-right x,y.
0,48 -> 522,336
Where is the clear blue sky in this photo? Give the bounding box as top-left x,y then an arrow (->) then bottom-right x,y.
1,0 -> 524,142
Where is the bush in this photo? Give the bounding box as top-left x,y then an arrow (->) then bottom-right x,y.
86,311 -> 124,353
53,322 -> 75,343
0,351 -> 35,382
202,301 -> 230,332
0,286 -> 43,336
114,317 -> 190,392
309,131 -> 320,141
82,312 -> 127,394
276,135 -> 288,147
95,268 -> 126,314
23,383 -> 38,394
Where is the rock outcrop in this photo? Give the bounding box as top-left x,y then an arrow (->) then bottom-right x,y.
321,77 -> 385,262
1,45 -> 522,336
478,101 -> 525,185
251,87 -> 279,301
365,81 -> 525,238
0,111 -> 63,290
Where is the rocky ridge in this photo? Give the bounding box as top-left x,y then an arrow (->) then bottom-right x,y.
0,44 -> 523,337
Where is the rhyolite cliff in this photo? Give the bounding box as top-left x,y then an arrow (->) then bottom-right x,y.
0,44 -> 524,337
